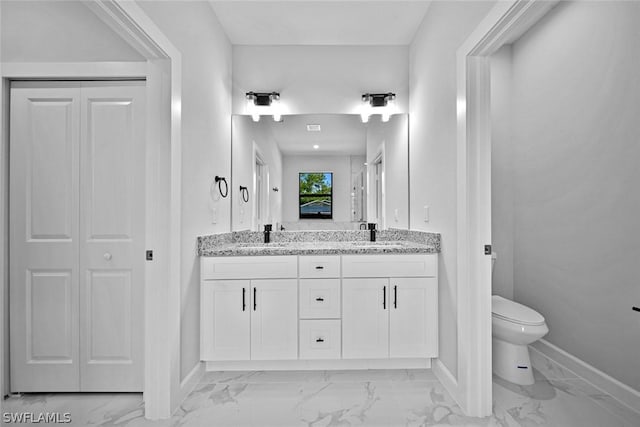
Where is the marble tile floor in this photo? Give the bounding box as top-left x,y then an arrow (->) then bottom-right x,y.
4,351 -> 639,427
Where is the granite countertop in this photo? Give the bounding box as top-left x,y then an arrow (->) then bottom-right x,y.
197,229 -> 441,257
199,240 -> 438,257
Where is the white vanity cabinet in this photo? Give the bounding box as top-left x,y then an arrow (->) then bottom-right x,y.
342,255 -> 438,359
200,257 -> 298,361
201,252 -> 438,367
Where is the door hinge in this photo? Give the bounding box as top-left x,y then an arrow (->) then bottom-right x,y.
484,245 -> 492,255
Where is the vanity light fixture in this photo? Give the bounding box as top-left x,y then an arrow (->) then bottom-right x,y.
361,92 -> 396,123
246,91 -> 281,122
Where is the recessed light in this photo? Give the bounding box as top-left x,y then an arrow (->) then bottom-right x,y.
313,144 -> 319,150
307,124 -> 321,132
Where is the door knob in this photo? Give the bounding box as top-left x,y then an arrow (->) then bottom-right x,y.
104,252 -> 112,261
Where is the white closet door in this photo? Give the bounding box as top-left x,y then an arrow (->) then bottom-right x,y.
10,83 -> 82,391
10,81 -> 145,392
79,82 -> 145,391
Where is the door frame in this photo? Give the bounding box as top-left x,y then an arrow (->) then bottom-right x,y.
0,0 -> 183,419
449,0 -> 559,416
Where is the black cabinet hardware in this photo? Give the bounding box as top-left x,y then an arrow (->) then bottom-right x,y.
394,285 -> 397,309
315,297 -> 324,302
242,288 -> 246,311
315,266 -> 324,270
253,287 -> 257,311
316,338 -> 325,343
633,306 -> 640,313
383,286 -> 386,309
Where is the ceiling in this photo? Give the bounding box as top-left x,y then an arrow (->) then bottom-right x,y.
269,114 -> 366,156
209,1 -> 432,45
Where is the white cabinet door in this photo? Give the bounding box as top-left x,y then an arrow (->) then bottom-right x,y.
250,279 -> 298,360
203,281 -> 250,361
389,277 -> 438,358
342,278 -> 389,359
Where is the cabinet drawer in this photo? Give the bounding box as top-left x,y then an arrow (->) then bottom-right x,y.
299,255 -> 340,278
299,320 -> 341,359
201,256 -> 297,280
342,254 -> 437,278
299,279 -> 341,319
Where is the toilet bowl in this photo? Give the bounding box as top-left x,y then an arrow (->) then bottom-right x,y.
491,295 -> 548,385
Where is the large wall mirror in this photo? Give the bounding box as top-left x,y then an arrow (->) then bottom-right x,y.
231,114 -> 409,231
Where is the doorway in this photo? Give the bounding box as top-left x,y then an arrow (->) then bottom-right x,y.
9,81 -> 145,392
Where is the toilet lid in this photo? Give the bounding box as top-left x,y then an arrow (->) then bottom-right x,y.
491,295 -> 545,326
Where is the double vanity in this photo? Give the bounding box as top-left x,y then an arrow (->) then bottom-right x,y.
198,230 -> 441,371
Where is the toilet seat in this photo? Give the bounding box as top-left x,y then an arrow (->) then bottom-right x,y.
492,295 -> 545,326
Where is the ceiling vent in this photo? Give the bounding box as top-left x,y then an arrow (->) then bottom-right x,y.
306,124 -> 321,132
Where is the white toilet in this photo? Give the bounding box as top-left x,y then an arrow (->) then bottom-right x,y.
491,295 -> 548,385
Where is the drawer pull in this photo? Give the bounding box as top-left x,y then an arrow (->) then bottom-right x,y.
242,287 -> 246,311
253,287 -> 257,311
315,266 -> 324,270
315,337 -> 325,343
315,297 -> 325,302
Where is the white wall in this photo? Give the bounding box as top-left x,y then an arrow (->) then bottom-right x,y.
506,1 -> 640,391
136,1 -> 233,382
0,1 -> 143,62
232,116 -> 283,231
490,45 -> 514,300
409,1 -> 495,378
366,115 -> 409,229
282,155 -> 351,225
232,46 -> 408,115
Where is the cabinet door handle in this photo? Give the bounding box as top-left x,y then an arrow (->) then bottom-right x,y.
315,297 -> 324,302
394,285 -> 397,309
242,287 -> 246,311
383,286 -> 386,309
315,266 -> 324,270
316,337 -> 324,343
253,287 -> 257,311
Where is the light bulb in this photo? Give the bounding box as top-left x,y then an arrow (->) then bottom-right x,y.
360,96 -> 370,123
247,96 -> 259,122
271,97 -> 281,122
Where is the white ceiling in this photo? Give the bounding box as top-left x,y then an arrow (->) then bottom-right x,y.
209,1 -> 432,45
270,114 -> 366,155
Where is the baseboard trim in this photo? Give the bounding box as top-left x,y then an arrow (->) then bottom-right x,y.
531,339 -> 640,413
205,358 -> 432,371
176,362 -> 204,408
432,358 -> 460,406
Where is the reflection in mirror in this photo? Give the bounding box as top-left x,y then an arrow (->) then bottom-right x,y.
231,114 -> 408,231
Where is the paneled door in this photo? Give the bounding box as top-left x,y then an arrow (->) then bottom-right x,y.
389,277 -> 438,358
250,279 -> 298,360
342,278 -> 389,359
10,81 -> 145,392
